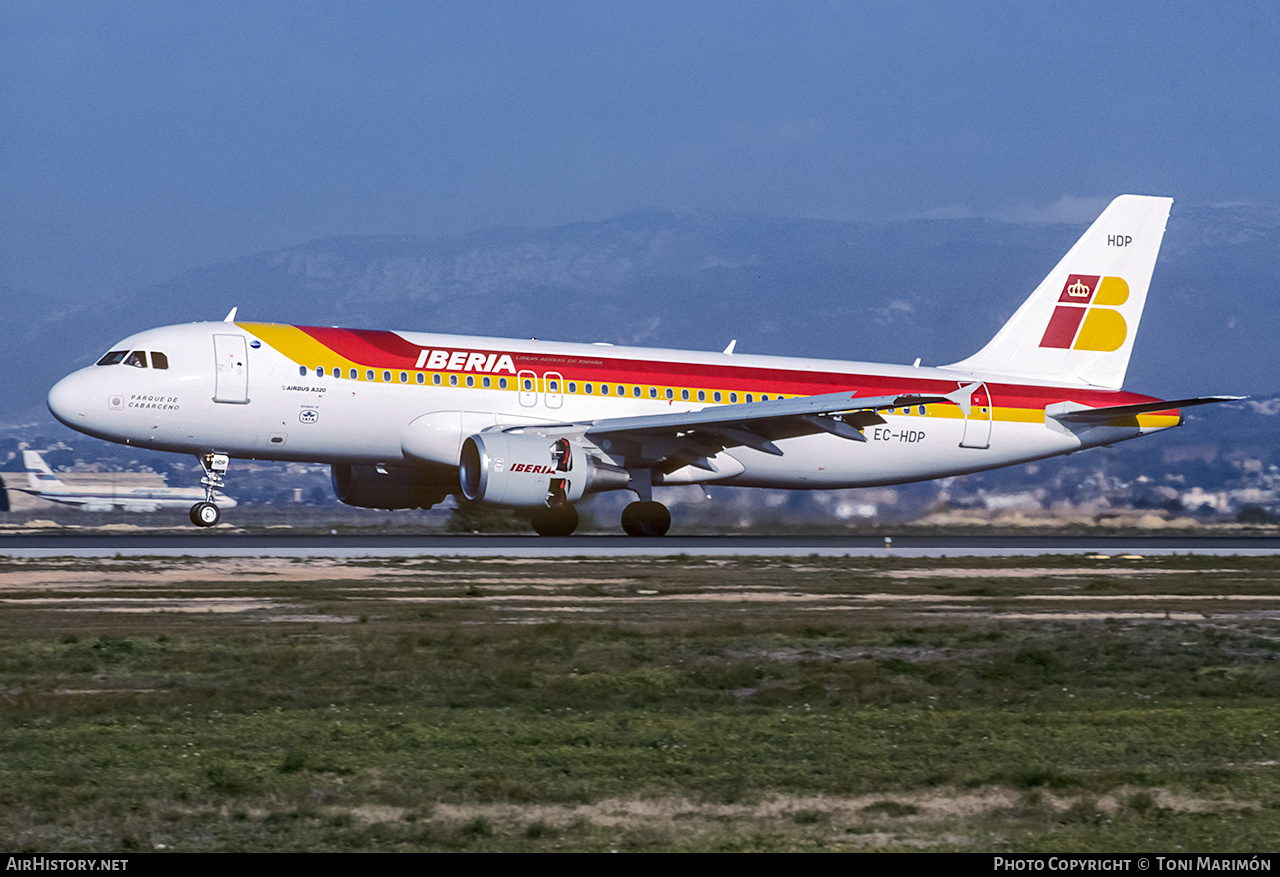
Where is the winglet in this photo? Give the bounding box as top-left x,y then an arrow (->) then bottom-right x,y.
223,307 -> 238,323
944,383 -> 980,417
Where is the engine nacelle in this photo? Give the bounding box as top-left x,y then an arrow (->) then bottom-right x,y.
460,432 -> 629,508
330,463 -> 454,510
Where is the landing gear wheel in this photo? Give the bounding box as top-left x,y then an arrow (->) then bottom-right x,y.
621,501 -> 671,537
190,502 -> 221,528
531,505 -> 579,537
194,453 -> 230,528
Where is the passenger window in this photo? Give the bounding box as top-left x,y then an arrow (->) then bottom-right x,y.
383,371 -> 392,382
434,374 -> 442,386
568,382 -> 576,393
125,351 -> 147,368
299,366 -> 307,377
416,373 -> 425,384
600,384 -> 608,395
316,367 -> 324,377
466,375 -> 474,387
746,394 -> 754,403
350,368 -> 358,380
499,377 -> 508,389
713,391 -> 722,402
450,375 -> 458,387
681,389 -> 689,401
665,388 -> 674,400
482,376 -> 491,388
399,371 -> 408,383
366,369 -> 374,381
151,352 -> 169,370
97,350 -> 128,366
730,393 -> 738,403
697,390 -> 705,402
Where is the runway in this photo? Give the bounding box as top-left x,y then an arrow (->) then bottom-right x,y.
2,531 -> 1279,558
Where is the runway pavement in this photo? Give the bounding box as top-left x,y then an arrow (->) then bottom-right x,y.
2,531 -> 1279,558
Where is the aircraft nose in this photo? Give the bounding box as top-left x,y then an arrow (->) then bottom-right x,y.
48,372 -> 90,428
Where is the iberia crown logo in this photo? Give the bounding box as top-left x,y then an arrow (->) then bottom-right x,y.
1038,274 -> 1129,351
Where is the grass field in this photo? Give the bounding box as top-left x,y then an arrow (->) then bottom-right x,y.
2,552 -> 1279,851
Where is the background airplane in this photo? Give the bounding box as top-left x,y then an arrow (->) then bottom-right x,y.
10,450 -> 237,515
46,195 -> 1235,535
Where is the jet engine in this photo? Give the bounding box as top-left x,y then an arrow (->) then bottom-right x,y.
330,463 -> 455,510
460,432 -> 629,508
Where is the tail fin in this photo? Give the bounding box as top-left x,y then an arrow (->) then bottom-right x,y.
944,194 -> 1173,389
23,451 -> 64,491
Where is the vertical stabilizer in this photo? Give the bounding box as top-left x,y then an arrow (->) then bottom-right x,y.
23,451 -> 64,492
944,194 -> 1173,389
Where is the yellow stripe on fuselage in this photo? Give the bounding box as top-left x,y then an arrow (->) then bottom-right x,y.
237,322 -> 1178,430
239,323 -> 362,371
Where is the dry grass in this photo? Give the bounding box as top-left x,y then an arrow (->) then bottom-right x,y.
2,553 -> 1280,851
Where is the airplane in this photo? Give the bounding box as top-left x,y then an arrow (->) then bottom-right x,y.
46,195 -> 1237,535
9,450 -> 238,515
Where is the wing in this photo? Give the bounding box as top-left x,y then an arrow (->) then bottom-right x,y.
501,385 -> 980,475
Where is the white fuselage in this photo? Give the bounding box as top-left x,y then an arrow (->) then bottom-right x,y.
47,320 -> 1177,494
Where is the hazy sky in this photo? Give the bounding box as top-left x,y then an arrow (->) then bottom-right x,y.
4,1 -> 1279,298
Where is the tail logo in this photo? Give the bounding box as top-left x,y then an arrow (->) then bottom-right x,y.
1039,274 -> 1130,351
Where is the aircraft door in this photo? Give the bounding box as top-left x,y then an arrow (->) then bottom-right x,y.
518,370 -> 537,407
544,371 -> 563,409
213,334 -> 250,404
960,382 -> 991,449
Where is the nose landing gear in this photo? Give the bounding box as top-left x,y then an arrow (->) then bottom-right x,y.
190,501 -> 221,527
190,452 -> 230,528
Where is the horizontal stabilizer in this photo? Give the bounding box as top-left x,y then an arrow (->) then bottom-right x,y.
1047,395 -> 1244,424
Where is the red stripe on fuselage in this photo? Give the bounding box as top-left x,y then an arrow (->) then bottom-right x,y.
288,325 -> 1163,412
298,326 -> 425,363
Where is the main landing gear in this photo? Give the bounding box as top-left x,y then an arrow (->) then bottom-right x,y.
190,452 -> 230,528
525,470 -> 672,538
527,501 -> 671,537
530,504 -> 579,537
621,501 -> 671,537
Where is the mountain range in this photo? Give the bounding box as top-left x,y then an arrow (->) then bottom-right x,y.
6,201 -> 1276,429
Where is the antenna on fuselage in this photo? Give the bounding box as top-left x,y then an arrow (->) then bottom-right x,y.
723,340 -> 737,355
223,307 -> 238,323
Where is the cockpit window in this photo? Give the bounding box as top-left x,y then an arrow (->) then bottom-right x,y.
151,352 -> 169,370
97,350 -> 128,366
124,351 -> 148,368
